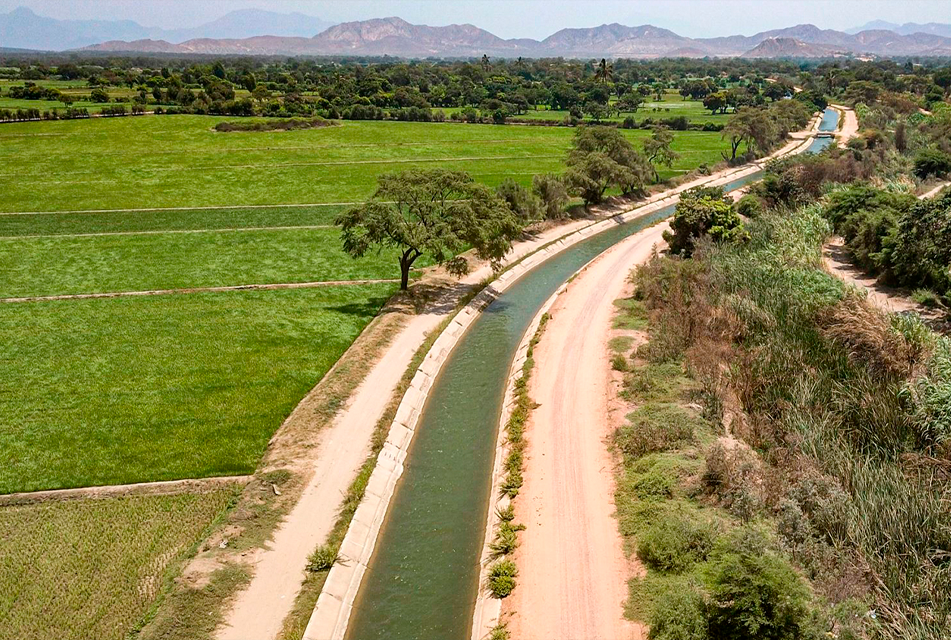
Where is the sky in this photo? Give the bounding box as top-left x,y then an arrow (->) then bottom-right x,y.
2,0 -> 950,39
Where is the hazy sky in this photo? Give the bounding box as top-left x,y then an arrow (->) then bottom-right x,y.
3,0 -> 950,39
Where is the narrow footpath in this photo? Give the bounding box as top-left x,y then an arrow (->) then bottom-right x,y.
505,225 -> 667,640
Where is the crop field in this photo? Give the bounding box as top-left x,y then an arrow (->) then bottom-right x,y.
0,284 -> 395,493
0,115 -> 727,495
0,115 -> 727,212
0,488 -> 238,640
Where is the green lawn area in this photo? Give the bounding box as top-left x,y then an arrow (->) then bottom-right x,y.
0,116 -> 728,212
0,227 -> 421,297
0,284 -> 395,493
0,488 -> 237,640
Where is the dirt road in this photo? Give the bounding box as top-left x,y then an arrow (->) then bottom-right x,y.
505,224 -> 667,640
215,217 -> 598,640
832,103 -> 859,148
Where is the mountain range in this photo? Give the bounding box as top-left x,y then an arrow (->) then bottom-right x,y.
4,6 -> 951,59
0,6 -> 335,50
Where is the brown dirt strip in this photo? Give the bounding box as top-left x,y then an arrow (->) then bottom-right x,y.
0,224 -> 333,240
920,181 -> 950,199
0,475 -> 250,506
0,279 -> 401,304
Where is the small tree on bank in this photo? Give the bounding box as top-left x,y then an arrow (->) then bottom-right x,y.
336,169 -> 521,290
663,186 -> 747,257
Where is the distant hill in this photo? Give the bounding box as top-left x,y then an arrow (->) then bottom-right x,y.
848,20 -> 951,39
0,6 -> 334,51
742,37 -> 841,59
6,6 -> 949,59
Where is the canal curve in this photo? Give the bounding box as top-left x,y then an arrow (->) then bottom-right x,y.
342,173 -> 786,640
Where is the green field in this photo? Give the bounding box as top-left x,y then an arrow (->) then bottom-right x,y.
0,488 -> 237,640
0,115 -> 728,212
0,228 -> 419,297
0,284 -> 394,493
0,115 -> 726,493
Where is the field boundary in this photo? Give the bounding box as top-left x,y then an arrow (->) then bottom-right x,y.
0,224 -> 334,240
0,475 -> 251,506
0,278 -> 400,303
301,119 -> 822,640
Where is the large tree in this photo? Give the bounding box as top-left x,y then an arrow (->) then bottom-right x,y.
722,107 -> 777,161
564,126 -> 651,205
336,169 -> 521,290
642,126 -> 680,182
663,186 -> 747,256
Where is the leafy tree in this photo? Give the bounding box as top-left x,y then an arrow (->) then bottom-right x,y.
618,91 -> 645,114
643,126 -> 680,182
532,173 -> 569,220
336,169 -> 521,289
89,87 -> 110,103
564,126 -> 651,205
664,186 -> 747,256
703,92 -> 728,115
722,107 -> 777,161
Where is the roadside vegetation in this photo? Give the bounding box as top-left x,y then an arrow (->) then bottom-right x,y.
616,77 -> 951,637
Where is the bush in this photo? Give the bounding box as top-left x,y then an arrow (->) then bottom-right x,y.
307,543 -> 338,571
615,404 -> 698,458
703,527 -> 814,640
664,186 -> 747,257
487,559 -> 518,598
735,194 -> 763,219
648,581 -> 708,640
913,148 -> 951,179
638,507 -> 718,573
496,178 -> 541,222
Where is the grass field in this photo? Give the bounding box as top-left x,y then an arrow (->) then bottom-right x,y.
0,228 -> 420,297
0,115 -> 728,212
0,115 -> 725,493
0,488 -> 237,640
0,284 -> 395,493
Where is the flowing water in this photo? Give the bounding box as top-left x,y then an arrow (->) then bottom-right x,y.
806,107 -> 841,154
343,168 -> 775,640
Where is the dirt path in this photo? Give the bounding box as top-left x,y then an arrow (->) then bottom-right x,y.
0,475 -> 249,506
823,237 -> 922,314
505,226 -> 665,640
831,103 -> 859,148
920,181 -> 950,199
214,217 -> 598,640
0,224 -> 333,240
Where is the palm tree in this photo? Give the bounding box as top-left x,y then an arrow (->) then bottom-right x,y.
481,54 -> 490,72
595,58 -> 613,84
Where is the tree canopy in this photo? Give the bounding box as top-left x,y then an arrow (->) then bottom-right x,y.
336,169 -> 521,289
564,126 -> 652,205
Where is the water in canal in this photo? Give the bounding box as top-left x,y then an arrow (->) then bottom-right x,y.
343,133 -> 836,639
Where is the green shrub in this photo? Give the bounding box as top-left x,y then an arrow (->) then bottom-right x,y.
488,560 -> 518,598
307,543 -> 338,572
647,580 -> 708,640
532,173 -> 569,219
616,404 -> 699,458
612,354 -> 630,371
913,148 -> 951,179
496,178 -> 542,222
735,194 -> 763,219
703,527 -> 814,640
638,507 -> 718,573
664,186 -> 748,257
